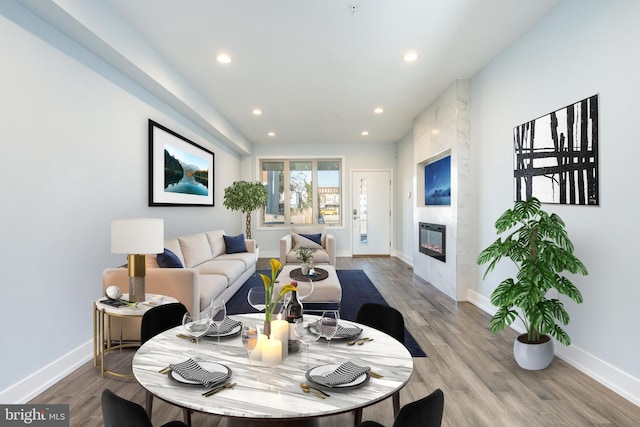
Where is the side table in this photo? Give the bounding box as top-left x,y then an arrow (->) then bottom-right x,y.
93,294 -> 178,378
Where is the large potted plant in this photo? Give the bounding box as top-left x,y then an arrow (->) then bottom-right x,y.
476,197 -> 588,370
223,181 -> 268,239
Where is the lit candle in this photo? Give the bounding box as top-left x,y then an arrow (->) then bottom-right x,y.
262,336 -> 282,365
250,334 -> 268,361
271,315 -> 289,358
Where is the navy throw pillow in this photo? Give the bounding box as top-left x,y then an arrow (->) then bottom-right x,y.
157,249 -> 183,268
299,233 -> 322,246
224,234 -> 247,254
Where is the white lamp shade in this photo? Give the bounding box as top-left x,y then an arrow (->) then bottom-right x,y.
111,218 -> 164,254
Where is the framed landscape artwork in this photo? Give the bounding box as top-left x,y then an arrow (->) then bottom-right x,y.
513,95 -> 599,205
424,154 -> 451,206
148,119 -> 214,206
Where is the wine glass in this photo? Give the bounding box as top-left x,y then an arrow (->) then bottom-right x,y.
319,310 -> 339,348
182,311 -> 210,357
296,280 -> 314,302
210,299 -> 227,345
292,318 -> 319,370
247,287 -> 266,312
241,323 -> 258,364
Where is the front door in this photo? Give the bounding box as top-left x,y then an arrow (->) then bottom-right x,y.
351,170 -> 391,256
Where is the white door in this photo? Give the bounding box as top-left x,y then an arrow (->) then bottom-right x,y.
351,170 -> 391,256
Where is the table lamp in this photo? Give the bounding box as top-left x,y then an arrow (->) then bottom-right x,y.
111,218 -> 164,302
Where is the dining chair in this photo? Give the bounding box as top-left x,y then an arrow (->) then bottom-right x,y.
140,302 -> 188,422
354,302 -> 405,420
357,388 -> 445,427
102,388 -> 188,427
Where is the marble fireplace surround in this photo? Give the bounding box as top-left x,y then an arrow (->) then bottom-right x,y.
413,79 -> 472,301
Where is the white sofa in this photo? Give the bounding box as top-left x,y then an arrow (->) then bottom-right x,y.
280,225 -> 335,265
102,230 -> 257,340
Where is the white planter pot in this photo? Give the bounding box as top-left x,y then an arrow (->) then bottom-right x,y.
513,334 -> 554,370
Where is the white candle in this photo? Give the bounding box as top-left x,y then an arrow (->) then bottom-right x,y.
250,334 -> 268,361
271,317 -> 289,358
262,336 -> 282,365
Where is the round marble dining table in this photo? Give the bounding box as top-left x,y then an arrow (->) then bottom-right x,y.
132,313 -> 413,426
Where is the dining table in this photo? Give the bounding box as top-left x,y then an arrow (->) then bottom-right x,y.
132,313 -> 413,426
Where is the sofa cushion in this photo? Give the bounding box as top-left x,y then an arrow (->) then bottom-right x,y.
286,249 -> 330,264
223,234 -> 247,254
178,233 -> 213,268
205,230 -> 226,258
164,238 -> 185,266
299,233 -> 322,246
157,249 -> 184,268
292,225 -> 325,245
195,259 -> 247,284
292,233 -> 324,250
216,252 -> 257,269
198,274 -> 229,313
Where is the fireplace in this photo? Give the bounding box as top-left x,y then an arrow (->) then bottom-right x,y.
419,222 -> 446,262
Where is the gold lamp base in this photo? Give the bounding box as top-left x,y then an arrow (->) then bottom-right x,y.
127,254 -> 147,302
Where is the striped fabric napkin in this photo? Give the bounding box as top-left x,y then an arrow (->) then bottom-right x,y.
334,325 -> 363,338
169,359 -> 228,387
206,317 -> 241,336
310,362 -> 371,387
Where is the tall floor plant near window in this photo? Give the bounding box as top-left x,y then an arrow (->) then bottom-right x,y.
223,181 -> 268,239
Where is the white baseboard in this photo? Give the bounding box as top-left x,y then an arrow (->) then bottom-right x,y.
393,250 -> 413,267
0,341 -> 93,404
466,290 -> 640,406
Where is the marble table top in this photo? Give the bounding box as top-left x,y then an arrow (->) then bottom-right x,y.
132,313 -> 413,422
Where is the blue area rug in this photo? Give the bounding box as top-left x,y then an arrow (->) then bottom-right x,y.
226,269 -> 426,357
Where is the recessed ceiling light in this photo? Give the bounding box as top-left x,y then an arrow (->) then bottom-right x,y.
374,107 -> 384,114
216,54 -> 232,64
361,131 -> 369,136
268,132 -> 276,137
252,108 -> 263,116
402,52 -> 419,62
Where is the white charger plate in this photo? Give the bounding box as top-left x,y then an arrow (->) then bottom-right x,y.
305,364 -> 370,389
168,361 -> 231,387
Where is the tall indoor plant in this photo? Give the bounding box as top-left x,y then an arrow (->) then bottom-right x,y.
477,197 -> 588,369
223,181 -> 268,238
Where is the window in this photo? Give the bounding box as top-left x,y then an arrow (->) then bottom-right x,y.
260,158 -> 341,226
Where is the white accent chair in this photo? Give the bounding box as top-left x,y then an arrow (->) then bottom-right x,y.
280,225 -> 336,265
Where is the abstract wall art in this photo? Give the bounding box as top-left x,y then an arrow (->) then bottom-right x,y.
513,95 -> 599,205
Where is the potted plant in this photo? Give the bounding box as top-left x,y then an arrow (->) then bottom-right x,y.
295,247 -> 316,274
223,181 -> 268,239
476,197 -> 588,370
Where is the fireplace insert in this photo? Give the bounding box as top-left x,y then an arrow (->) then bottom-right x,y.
419,222 -> 446,262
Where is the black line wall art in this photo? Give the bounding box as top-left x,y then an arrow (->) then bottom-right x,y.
513,95 -> 599,205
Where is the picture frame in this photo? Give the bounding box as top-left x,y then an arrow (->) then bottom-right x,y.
148,119 -> 214,206
424,154 -> 451,206
513,95 -> 599,205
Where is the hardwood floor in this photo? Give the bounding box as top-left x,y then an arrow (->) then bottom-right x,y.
30,257 -> 640,426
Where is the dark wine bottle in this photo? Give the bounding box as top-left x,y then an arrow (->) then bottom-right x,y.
285,281 -> 303,353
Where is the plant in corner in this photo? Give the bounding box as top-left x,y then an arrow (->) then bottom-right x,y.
223,181 -> 268,239
476,197 -> 588,370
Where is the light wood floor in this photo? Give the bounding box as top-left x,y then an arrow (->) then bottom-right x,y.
30,257 -> 640,426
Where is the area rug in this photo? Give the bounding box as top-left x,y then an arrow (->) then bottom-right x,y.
226,269 -> 426,357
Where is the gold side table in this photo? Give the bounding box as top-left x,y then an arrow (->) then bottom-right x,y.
93,294 -> 178,378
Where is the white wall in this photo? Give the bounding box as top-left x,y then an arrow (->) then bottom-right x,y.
0,2 -> 242,401
249,143 -> 397,260
395,130 -> 414,265
470,0 -> 640,402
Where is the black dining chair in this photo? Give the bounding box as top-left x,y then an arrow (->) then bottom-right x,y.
140,302 -> 188,421
358,388 -> 445,427
102,388 -> 188,427
354,302 -> 405,421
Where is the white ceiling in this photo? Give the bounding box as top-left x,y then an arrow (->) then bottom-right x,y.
18,0 -> 560,153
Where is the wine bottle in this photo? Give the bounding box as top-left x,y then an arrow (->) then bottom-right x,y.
285,281 -> 303,353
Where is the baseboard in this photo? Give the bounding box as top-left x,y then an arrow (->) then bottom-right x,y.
466,290 -> 640,406
393,250 -> 413,267
0,340 -> 93,404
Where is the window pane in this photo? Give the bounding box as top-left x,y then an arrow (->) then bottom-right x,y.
290,161 -> 312,224
318,161 -> 340,225
261,161 -> 284,224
